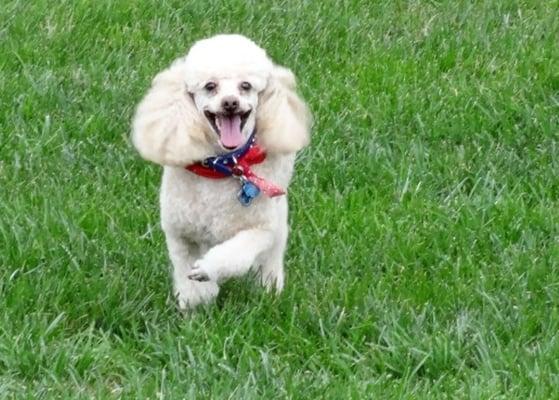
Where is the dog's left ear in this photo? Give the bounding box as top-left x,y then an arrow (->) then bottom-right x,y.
256,66 -> 312,154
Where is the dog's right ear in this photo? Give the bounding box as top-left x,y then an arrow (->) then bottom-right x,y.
131,59 -> 209,166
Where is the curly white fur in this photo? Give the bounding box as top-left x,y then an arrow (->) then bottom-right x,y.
132,34 -> 311,310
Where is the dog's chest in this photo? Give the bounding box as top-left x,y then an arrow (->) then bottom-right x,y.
159,165 -> 285,245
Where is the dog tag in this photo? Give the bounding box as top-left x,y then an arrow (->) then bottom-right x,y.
237,180 -> 261,206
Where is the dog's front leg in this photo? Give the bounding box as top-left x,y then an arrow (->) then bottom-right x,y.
188,228 -> 274,282
166,233 -> 220,310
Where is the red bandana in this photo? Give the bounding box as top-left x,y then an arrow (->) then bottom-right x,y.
185,144 -> 285,198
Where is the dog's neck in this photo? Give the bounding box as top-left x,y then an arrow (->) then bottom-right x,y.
184,130 -> 285,206
209,131 -> 257,166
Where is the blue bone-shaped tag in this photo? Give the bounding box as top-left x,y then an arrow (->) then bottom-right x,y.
237,181 -> 261,206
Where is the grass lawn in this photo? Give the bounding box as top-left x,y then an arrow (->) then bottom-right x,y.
2,0 -> 559,398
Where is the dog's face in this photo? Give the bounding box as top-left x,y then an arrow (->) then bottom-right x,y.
183,34 -> 274,151
132,34 -> 311,167
189,76 -> 265,150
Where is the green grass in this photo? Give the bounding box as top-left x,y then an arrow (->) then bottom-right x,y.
1,0 -> 559,398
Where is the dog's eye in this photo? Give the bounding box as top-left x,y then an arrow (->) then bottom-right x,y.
204,81 -> 217,91
240,81 -> 252,91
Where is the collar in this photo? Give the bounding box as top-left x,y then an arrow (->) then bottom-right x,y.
185,132 -> 285,206
186,131 -> 258,179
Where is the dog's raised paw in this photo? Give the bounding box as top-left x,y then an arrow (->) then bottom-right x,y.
188,260 -> 215,282
188,270 -> 210,282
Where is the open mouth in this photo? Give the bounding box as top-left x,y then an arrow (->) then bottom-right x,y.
204,110 -> 251,150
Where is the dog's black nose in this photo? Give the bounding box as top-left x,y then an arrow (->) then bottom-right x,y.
222,96 -> 239,112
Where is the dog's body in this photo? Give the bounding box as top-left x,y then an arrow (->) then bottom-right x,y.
132,35 -> 310,309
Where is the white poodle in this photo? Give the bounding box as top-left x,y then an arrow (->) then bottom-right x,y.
131,34 -> 311,310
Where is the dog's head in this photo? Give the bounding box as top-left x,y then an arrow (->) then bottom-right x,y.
132,34 -> 311,166
184,35 -> 271,150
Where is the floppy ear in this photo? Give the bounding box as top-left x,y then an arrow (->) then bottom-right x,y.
131,59 -> 209,167
256,66 -> 312,154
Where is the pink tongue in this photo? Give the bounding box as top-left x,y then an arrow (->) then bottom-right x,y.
217,115 -> 243,148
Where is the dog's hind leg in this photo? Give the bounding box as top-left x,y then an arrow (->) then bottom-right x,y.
258,204 -> 288,293
188,228 -> 274,283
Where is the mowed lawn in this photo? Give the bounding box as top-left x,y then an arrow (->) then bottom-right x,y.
1,0 -> 559,398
